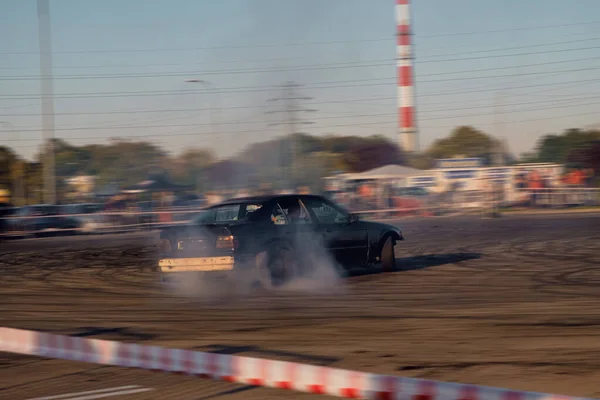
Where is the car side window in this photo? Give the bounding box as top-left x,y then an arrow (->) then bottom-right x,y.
215,205 -> 239,222
196,209 -> 216,224
277,199 -> 312,225
303,198 -> 348,224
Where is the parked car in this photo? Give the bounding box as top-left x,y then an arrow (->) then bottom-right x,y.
61,203 -> 111,234
7,204 -> 81,237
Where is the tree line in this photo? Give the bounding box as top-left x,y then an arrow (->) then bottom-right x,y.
0,126 -> 598,205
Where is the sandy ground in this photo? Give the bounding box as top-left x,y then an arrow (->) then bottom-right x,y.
1,213 -> 600,400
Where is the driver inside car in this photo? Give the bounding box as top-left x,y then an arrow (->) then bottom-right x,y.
287,202 -> 311,224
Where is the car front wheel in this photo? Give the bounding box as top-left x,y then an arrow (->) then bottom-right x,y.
381,236 -> 396,272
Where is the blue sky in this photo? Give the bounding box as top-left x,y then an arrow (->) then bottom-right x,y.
1,0 -> 600,160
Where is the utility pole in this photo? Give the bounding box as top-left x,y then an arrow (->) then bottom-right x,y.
493,92 -> 506,167
37,0 -> 56,204
266,81 -> 316,190
490,91 -> 508,218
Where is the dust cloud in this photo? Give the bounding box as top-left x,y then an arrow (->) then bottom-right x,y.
158,224 -> 346,302
274,226 -> 346,295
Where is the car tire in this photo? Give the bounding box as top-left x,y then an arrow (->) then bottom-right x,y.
251,251 -> 273,290
267,244 -> 297,287
381,236 -> 396,272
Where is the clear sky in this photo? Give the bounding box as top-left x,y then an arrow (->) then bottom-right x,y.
1,0 -> 600,160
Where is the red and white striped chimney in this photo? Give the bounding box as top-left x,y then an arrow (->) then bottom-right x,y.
396,0 -> 417,153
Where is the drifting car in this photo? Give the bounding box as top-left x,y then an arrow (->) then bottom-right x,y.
157,194 -> 404,288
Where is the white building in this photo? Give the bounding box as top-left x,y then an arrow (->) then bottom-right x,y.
65,175 -> 96,199
326,159 -> 564,202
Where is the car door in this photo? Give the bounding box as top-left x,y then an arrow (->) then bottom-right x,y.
301,196 -> 368,268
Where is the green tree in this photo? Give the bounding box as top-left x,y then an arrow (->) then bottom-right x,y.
166,148 -> 216,190
426,126 -> 498,164
0,146 -> 18,191
341,137 -> 404,172
567,140 -> 600,171
236,133 -> 406,179
24,162 -> 43,204
536,129 -> 600,163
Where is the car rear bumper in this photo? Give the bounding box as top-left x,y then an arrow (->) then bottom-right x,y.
158,256 -> 235,273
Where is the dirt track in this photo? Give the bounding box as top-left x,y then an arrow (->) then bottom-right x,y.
1,214 -> 600,400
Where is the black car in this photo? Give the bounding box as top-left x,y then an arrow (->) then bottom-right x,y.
7,204 -> 81,237
158,194 -> 404,287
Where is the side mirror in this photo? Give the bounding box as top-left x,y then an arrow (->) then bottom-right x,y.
349,213 -> 360,223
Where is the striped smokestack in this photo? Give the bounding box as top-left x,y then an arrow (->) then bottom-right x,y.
396,0 -> 417,153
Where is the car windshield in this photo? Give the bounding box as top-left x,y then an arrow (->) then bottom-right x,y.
195,202 -> 264,224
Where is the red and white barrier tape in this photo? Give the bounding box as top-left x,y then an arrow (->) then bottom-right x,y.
0,327 -> 591,400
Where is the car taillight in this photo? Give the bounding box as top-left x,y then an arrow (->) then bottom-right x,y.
216,235 -> 237,249
159,238 -> 172,254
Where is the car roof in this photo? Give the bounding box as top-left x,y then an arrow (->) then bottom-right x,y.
214,194 -> 324,207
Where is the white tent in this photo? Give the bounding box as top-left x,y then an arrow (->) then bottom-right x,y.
341,164 -> 424,180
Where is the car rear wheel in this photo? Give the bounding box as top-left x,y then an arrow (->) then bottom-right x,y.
249,251 -> 273,290
381,236 -> 396,272
266,245 -> 297,287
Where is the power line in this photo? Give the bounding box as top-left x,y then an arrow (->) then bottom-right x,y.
422,110 -> 600,130
3,82 -> 600,133
8,106 -> 596,152
418,36 -> 600,59
418,77 -> 600,97
421,94 -> 600,113
2,31 -> 598,70
2,55 -> 599,117
2,20 -> 600,56
421,45 -> 600,64
417,20 -> 600,39
421,65 -> 600,84
3,72 -> 600,100
421,55 -> 600,76
3,54 -> 600,91
5,90 -> 599,125
0,102 -> 39,111
422,98 -> 600,120
4,39 -> 600,81
6,113 -> 374,136
5,96 -> 600,137
6,108 -> 599,150
0,55 -> 323,70
0,59 -> 394,80
0,38 -> 394,56
5,84 -> 599,118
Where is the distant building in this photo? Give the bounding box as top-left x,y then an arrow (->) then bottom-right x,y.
65,175 -> 95,199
